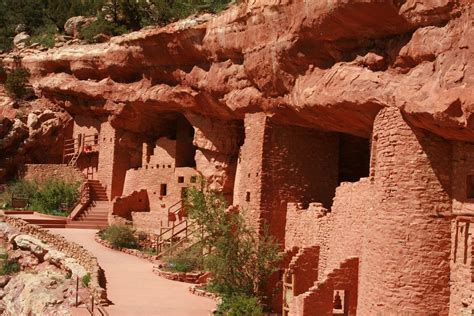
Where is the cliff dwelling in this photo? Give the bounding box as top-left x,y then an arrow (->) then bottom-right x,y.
0,0 -> 473,315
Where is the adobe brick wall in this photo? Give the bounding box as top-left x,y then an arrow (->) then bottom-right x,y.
450,217 -> 474,315
357,107 -> 452,315
22,164 -> 84,184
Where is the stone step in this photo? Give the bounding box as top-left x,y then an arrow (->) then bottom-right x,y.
66,223 -> 108,229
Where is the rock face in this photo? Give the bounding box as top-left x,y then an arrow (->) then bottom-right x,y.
0,223 -> 93,315
0,0 -> 473,315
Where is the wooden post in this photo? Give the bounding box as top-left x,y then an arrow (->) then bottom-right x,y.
76,276 -> 79,307
91,296 -> 94,313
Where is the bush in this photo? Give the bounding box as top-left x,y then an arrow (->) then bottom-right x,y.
162,243 -> 204,273
0,179 -> 79,216
0,179 -> 38,208
5,67 -> 30,99
81,273 -> 91,287
185,180 -> 282,299
101,224 -> 138,249
29,180 -> 80,215
0,255 -> 20,275
217,295 -> 264,316
79,18 -> 127,43
30,24 -> 57,48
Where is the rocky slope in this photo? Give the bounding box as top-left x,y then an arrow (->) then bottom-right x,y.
0,222 -> 92,315
0,0 -> 473,178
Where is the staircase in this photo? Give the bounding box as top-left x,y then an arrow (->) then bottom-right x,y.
155,200 -> 201,258
66,180 -> 110,229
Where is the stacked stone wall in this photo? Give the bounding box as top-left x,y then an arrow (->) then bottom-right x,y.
357,107 -> 452,315
3,216 -> 107,303
22,164 -> 84,184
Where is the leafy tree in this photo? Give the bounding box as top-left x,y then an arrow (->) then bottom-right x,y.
184,180 -> 281,311
29,179 -> 80,215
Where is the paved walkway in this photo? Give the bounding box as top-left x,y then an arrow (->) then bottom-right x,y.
52,229 -> 215,316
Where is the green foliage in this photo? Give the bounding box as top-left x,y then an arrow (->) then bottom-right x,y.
79,17 -> 127,43
81,273 -> 91,287
0,179 -> 79,216
29,180 -> 80,215
0,255 -> 20,275
5,67 -> 30,99
184,180 -> 282,299
217,295 -> 264,316
30,23 -> 57,48
162,243 -> 204,273
101,224 -> 138,249
0,179 -> 38,208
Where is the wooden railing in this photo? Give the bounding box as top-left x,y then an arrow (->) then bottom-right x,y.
75,276 -> 109,316
68,181 -> 91,221
63,134 -> 99,166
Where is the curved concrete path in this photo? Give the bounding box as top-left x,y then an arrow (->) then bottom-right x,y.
52,229 -> 215,316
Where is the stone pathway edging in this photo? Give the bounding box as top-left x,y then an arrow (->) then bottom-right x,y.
94,233 -> 206,284
94,233 -> 158,263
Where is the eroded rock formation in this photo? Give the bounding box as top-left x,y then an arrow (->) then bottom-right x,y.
0,0 -> 473,315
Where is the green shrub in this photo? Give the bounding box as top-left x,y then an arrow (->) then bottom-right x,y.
79,18 -> 127,43
0,256 -> 20,275
0,179 -> 38,209
217,295 -> 264,316
185,182 -> 282,298
5,67 -> 30,99
30,24 -> 57,48
101,224 -> 138,249
81,273 -> 91,287
65,270 -> 72,279
29,180 -> 80,216
162,243 -> 204,273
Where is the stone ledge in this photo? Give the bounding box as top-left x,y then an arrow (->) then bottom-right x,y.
152,267 -> 204,284
94,233 -> 159,263
188,285 -> 219,301
2,216 -> 108,305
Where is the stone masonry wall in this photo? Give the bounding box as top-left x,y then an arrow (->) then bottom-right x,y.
3,216 -> 107,303
450,217 -> 474,315
22,164 -> 84,184
324,179 -> 373,278
452,141 -> 474,216
357,107 -> 452,315
261,120 -> 339,244
233,113 -> 266,233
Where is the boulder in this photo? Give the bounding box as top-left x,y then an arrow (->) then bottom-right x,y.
13,32 -> 30,49
64,16 -> 96,38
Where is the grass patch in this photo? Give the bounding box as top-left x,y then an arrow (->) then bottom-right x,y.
81,273 -> 91,287
0,254 -> 20,275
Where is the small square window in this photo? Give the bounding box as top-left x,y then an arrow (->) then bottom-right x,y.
190,176 -> 197,183
467,175 -> 474,199
168,165 -> 172,168
245,192 -> 250,202
178,176 -> 184,183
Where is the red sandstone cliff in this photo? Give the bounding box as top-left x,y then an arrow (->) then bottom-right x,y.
0,0 -> 468,142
